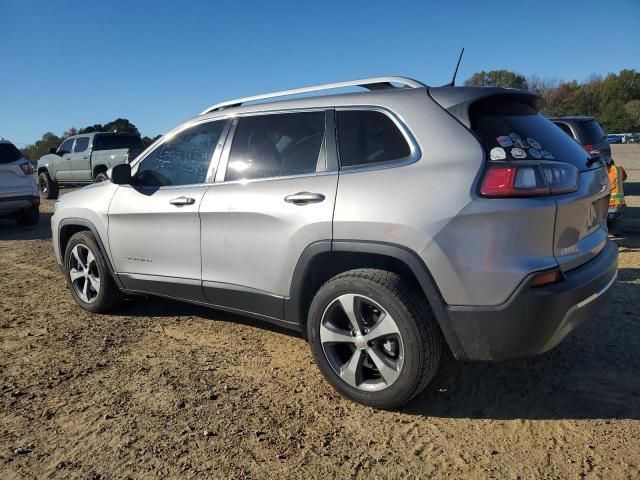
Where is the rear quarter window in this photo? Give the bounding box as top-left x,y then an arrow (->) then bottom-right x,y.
337,110 -> 411,168
470,97 -> 593,170
0,143 -> 23,164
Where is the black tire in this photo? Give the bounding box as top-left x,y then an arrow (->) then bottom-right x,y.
94,172 -> 108,183
15,206 -> 40,226
307,269 -> 442,409
64,231 -> 124,313
39,171 -> 59,199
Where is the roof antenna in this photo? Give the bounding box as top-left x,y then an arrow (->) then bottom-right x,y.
446,47 -> 464,87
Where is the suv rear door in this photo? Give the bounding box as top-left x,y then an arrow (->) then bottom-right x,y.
0,142 -> 31,197
199,110 -> 337,321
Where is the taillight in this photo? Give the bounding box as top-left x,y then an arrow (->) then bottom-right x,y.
19,162 -> 34,175
582,144 -> 600,157
480,162 -> 578,198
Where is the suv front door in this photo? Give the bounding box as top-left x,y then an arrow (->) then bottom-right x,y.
199,110 -> 338,321
108,119 -> 229,302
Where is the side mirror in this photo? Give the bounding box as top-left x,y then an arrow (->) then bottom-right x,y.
109,163 -> 132,185
49,147 -> 58,155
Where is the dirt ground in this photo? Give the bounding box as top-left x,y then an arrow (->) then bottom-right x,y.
1,145 -> 639,479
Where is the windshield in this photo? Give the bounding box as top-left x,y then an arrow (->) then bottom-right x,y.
0,142 -> 23,164
470,98 -> 594,170
93,134 -> 144,151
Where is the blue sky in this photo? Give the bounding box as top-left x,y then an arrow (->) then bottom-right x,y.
1,0 -> 638,146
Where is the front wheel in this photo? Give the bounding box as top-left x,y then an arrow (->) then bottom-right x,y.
64,231 -> 124,313
307,269 -> 442,409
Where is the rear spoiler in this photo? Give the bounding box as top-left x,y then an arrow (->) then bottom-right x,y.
428,86 -> 543,128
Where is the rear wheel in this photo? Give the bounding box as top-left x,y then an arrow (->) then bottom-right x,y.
15,206 -> 39,226
307,269 -> 442,409
64,231 -> 124,313
39,171 -> 59,199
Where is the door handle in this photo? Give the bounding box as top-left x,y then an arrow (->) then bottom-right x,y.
82,156 -> 88,160
169,196 -> 195,206
284,192 -> 325,205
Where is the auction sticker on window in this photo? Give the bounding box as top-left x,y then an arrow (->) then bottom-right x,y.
527,137 -> 542,149
496,136 -> 513,148
511,147 -> 527,159
528,148 -> 543,159
490,147 -> 507,160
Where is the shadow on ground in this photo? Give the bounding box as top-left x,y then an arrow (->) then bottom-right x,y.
0,212 -> 52,241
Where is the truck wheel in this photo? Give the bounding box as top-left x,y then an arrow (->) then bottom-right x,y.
39,171 -> 59,199
307,269 -> 442,409
94,172 -> 108,183
15,206 -> 40,226
64,231 -> 124,313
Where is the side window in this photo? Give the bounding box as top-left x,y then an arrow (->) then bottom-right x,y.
134,121 -> 226,187
225,111 -> 325,182
337,110 -> 411,168
73,137 -> 90,153
554,122 -> 575,139
57,139 -> 75,155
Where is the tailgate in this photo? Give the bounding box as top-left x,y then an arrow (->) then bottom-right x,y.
553,166 -> 610,272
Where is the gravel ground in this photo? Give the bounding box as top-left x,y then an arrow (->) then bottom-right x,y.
1,145 -> 639,479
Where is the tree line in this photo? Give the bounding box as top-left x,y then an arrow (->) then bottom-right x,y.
21,68 -> 639,160
20,118 -> 160,161
465,69 -> 640,133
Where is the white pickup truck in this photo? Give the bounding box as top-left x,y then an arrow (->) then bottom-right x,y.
37,132 -> 145,199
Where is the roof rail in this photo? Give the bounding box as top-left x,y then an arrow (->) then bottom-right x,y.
200,76 -> 427,115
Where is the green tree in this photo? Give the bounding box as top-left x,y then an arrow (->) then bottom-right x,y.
464,70 -> 528,89
625,100 -> 640,131
20,132 -> 62,161
103,118 -> 140,135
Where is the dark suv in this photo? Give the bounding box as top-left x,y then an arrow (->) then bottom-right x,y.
550,116 -> 611,163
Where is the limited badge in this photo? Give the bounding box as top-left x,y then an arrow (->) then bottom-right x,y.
510,132 -> 527,148
528,148 -> 542,159
527,138 -> 542,149
511,147 -> 527,159
490,147 -> 507,160
496,135 -> 513,148
541,150 -> 554,160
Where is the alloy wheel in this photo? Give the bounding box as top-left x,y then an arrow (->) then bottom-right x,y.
68,244 -> 101,303
320,294 -> 404,392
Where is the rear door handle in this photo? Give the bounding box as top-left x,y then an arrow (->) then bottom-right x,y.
169,196 -> 195,206
284,192 -> 325,205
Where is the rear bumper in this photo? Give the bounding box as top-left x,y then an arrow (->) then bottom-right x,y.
443,240 -> 618,361
0,194 -> 39,216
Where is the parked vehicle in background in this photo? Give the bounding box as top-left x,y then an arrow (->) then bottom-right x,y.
0,138 -> 40,225
51,77 -> 618,408
607,134 -> 622,144
550,116 -> 611,163
37,132 -> 145,199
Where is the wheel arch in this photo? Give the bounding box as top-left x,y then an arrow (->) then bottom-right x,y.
58,218 -> 124,289
285,240 -> 462,354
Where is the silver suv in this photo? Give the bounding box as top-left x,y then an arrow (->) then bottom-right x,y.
51,77 -> 618,408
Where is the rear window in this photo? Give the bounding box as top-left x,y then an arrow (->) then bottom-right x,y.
576,120 -> 606,144
0,143 -> 23,164
470,98 -> 592,169
94,134 -> 144,151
